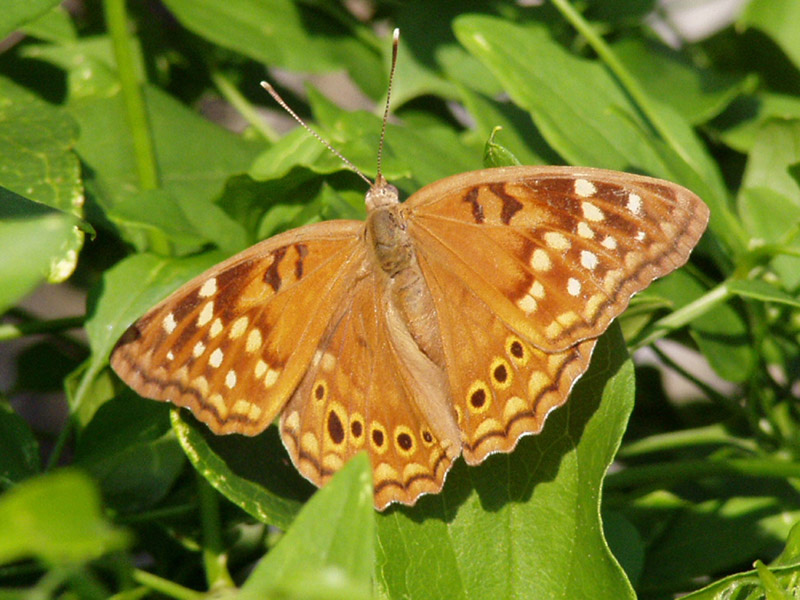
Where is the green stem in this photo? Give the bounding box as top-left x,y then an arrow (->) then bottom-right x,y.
631,282 -> 731,349
549,0 -> 749,253
132,569 -> 204,600
211,70 -> 279,142
104,0 -> 159,190
619,424 -> 759,458
605,458 -> 800,489
197,473 -> 234,591
0,316 -> 84,341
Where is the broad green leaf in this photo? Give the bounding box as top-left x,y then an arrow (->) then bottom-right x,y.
728,279 -> 800,309
69,85 -> 259,220
239,454 -> 373,600
18,4 -> 76,43
0,77 -> 82,212
75,392 -> 185,512
172,410 -> 309,530
0,470 -> 128,565
740,0 -> 800,73
0,188 -> 84,312
0,403 -> 40,489
376,326 -> 635,599
739,120 -> 800,288
454,16 -> 737,255
0,0 -> 62,41
668,518 -> 800,599
634,496 -> 800,594
160,0 -> 383,95
455,17 -> 666,173
612,37 -> 751,125
715,93 -> 800,153
741,120 -> 800,203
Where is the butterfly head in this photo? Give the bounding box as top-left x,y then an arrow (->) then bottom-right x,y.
366,175 -> 400,211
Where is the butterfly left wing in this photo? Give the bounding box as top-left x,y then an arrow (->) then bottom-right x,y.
111,221 -> 365,436
279,270 -> 462,510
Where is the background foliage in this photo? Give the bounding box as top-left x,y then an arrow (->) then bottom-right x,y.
1,0 -> 800,598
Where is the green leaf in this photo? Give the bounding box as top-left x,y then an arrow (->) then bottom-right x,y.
239,454 -> 373,600
70,85 -> 259,218
161,0 -> 382,88
75,392 -> 185,512
715,93 -> 800,153
455,17 -> 665,173
728,279 -> 800,309
482,126 -> 522,168
611,37 -> 751,125
642,496 -> 800,591
756,560 -> 792,600
375,326 -> 636,599
0,76 -> 82,212
0,188 -> 84,312
0,0 -> 62,41
0,402 -> 40,489
172,409 -> 309,531
678,519 -> 800,599
740,0 -> 800,73
0,470 -> 128,565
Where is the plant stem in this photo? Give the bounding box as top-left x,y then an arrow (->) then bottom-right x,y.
631,282 -> 731,349
132,569 -> 204,600
211,70 -> 279,143
605,458 -> 800,489
619,424 -> 759,458
104,0 -> 159,190
0,315 -> 84,341
197,473 -> 235,591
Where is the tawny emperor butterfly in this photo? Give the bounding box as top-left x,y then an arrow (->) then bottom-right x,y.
110,32 -> 709,510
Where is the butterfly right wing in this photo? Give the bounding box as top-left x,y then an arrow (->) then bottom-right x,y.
110,221 -> 365,437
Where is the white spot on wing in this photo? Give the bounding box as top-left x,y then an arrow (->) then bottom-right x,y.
627,192 -> 643,215
225,369 -> 237,389
567,278 -> 582,296
602,236 -> 618,250
544,232 -> 571,251
162,313 -> 177,334
580,250 -> 598,270
581,201 -> 604,222
198,301 -> 214,327
209,348 -> 224,368
577,222 -> 594,239
199,277 -> 217,298
193,341 -> 206,358
574,178 -> 596,197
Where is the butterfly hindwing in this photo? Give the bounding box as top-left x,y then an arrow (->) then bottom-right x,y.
279,271 -> 461,509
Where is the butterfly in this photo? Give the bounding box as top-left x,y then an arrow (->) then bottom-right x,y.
111,159 -> 709,509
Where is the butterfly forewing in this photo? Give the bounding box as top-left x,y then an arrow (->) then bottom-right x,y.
111,222 -> 364,436
407,166 -> 709,351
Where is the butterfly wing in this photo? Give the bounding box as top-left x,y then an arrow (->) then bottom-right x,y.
406,166 -> 708,352
111,221 -> 365,436
406,166 -> 707,461
279,269 -> 461,510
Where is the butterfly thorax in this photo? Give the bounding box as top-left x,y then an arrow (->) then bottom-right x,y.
365,190 -> 446,368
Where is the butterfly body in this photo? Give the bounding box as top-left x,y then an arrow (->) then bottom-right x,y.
111,166 -> 709,509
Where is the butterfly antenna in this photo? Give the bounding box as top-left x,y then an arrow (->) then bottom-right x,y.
260,80 -> 373,187
376,28 -> 400,184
